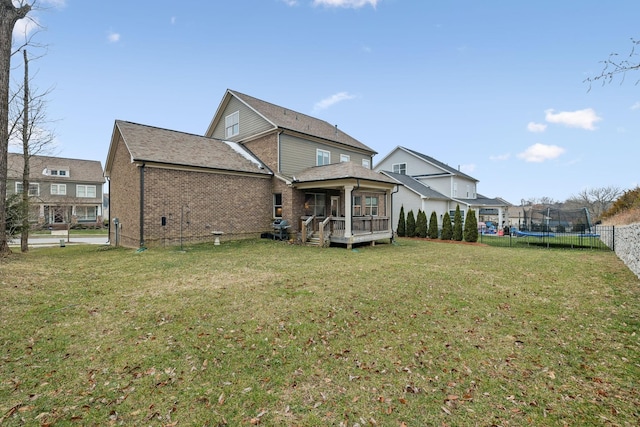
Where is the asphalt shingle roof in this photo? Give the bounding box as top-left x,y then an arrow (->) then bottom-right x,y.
402,146 -> 478,182
294,162 -> 397,185
230,90 -> 376,154
114,120 -> 271,175
7,153 -> 104,183
382,171 -> 448,199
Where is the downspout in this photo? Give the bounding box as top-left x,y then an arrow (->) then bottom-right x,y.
106,176 -> 110,244
390,184 -> 399,242
139,163 -> 145,247
351,179 -> 360,233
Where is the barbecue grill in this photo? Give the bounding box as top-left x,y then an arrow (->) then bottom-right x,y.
272,219 -> 290,240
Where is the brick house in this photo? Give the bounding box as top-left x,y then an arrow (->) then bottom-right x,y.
104,89 -> 398,249
7,153 -> 105,226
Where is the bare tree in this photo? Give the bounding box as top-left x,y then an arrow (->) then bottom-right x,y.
9,48 -> 55,252
585,38 -> 640,90
565,186 -> 623,221
1,0 -> 33,256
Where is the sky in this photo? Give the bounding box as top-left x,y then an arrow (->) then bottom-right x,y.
9,0 -> 640,205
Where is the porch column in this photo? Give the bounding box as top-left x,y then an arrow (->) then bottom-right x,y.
344,185 -> 353,238
498,208 -> 504,229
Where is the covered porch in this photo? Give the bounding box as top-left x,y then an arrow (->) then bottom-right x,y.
292,162 -> 399,249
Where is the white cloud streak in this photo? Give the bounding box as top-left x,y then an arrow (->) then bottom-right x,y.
107,31 -> 121,43
313,92 -> 356,111
313,0 -> 379,8
517,143 -> 565,163
544,108 -> 601,130
490,153 -> 511,161
527,122 -> 547,133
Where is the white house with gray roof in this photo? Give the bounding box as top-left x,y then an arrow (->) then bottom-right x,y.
375,146 -> 511,231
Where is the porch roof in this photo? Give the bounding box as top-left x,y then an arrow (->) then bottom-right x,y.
292,162 -> 398,189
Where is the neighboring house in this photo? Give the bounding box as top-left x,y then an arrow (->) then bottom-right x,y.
104,89 -> 398,249
6,153 -> 105,226
375,146 -> 511,230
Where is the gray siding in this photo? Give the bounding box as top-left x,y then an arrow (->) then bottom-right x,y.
280,134 -> 372,176
211,97 -> 273,141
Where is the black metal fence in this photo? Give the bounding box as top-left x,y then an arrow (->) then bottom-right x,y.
478,225 -> 615,251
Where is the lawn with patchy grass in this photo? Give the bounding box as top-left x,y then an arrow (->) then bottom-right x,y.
1,239 -> 638,426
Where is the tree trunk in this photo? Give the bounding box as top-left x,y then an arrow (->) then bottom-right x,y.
0,1 -> 31,256
20,48 -> 29,252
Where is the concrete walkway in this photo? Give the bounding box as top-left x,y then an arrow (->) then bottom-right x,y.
9,235 -> 110,248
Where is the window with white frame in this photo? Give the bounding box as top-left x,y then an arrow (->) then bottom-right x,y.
49,169 -> 69,177
76,185 -> 96,198
352,196 -> 362,216
365,196 -> 378,216
76,206 -> 97,221
273,193 -> 282,218
340,154 -> 350,162
51,184 -> 67,195
316,149 -> 330,166
392,163 -> 407,175
16,182 -> 39,196
225,111 -> 239,138
362,158 -> 370,168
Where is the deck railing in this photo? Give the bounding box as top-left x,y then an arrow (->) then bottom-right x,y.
328,216 -> 389,236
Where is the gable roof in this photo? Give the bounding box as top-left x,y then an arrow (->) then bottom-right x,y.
206,89 -> 376,154
294,161 -> 397,185
376,146 -> 478,182
105,120 -> 272,176
455,193 -> 512,207
7,152 -> 104,183
381,171 -> 448,199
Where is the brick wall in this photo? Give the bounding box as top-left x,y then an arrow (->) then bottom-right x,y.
244,133 -> 279,172
108,136 -> 141,248
142,167 -> 273,247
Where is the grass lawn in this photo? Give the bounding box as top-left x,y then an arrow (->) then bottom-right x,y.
0,238 -> 638,426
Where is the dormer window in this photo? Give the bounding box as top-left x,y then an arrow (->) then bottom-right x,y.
45,168 -> 69,177
225,111 -> 239,138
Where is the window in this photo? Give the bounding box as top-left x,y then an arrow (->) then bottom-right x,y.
76,185 -> 96,198
76,206 -> 97,221
16,182 -> 39,196
273,193 -> 282,218
51,184 -> 67,195
49,169 -> 69,177
340,154 -> 350,162
225,111 -> 239,138
362,158 -> 370,168
304,193 -> 326,217
392,163 -> 407,175
352,196 -> 362,216
317,149 -> 330,166
449,209 -> 465,222
365,196 -> 378,216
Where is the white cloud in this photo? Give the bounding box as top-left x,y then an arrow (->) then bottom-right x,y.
313,0 -> 379,8
13,16 -> 39,43
517,143 -> 565,163
107,31 -> 121,43
170,16 -> 176,25
527,122 -> 547,133
631,102 -> 640,110
544,108 -> 602,130
490,153 -> 511,161
281,0 -> 298,5
313,92 -> 356,111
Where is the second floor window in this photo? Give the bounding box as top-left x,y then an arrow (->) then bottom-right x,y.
51,184 -> 67,195
362,158 -> 370,168
16,182 -> 39,196
317,149 -> 330,166
393,163 -> 407,175
77,185 -> 96,198
225,111 -> 239,138
340,154 -> 350,162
